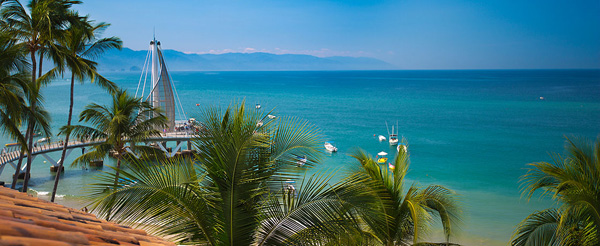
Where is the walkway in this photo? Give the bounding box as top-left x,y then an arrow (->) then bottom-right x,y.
0,132 -> 195,176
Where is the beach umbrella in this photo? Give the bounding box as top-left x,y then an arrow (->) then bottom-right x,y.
378,151 -> 388,156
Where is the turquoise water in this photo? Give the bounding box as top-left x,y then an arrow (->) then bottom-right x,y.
1,70 -> 599,245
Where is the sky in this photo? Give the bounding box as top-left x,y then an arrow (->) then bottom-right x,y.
74,0 -> 600,69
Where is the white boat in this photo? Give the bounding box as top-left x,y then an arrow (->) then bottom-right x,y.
256,103 -> 261,109
34,137 -> 51,147
36,137 -> 50,143
256,120 -> 263,127
296,156 -> 307,166
324,142 -> 338,152
268,114 -> 277,119
386,121 -> 399,146
389,134 -> 398,145
378,135 -> 386,141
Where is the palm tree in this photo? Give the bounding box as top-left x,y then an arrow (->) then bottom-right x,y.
0,33 -> 52,191
511,136 -> 600,246
46,16 -> 121,202
1,0 -> 80,192
0,32 -> 28,148
85,103 -> 361,245
346,147 -> 462,245
12,72 -> 52,191
87,157 -> 365,246
64,89 -> 167,188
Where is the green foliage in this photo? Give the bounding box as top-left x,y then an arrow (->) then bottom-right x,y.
42,15 -> 121,93
346,148 -> 462,245
87,103 -> 364,246
86,103 -> 462,246
512,136 -> 600,246
1,0 -> 83,191
64,89 -> 168,167
0,31 -> 28,147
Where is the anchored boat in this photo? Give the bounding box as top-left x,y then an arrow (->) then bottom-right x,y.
386,121 -> 399,146
324,142 -> 338,152
296,156 -> 307,166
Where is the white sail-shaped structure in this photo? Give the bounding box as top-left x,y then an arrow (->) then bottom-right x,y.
136,37 -> 185,133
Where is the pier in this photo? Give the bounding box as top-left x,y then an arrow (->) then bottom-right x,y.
0,132 -> 195,178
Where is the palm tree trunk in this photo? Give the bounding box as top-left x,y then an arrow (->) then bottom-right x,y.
107,155 -> 122,220
21,109 -> 36,193
22,51 -> 37,193
38,52 -> 43,78
11,124 -> 31,189
113,156 -> 122,187
51,73 -> 75,202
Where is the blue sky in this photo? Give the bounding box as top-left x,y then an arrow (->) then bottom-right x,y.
75,0 -> 600,69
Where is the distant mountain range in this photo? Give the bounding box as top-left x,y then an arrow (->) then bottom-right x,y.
96,48 -> 396,71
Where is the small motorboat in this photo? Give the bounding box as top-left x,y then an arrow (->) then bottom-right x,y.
34,137 -> 51,147
324,142 -> 338,152
256,103 -> 261,109
268,114 -> 277,119
378,135 -> 386,141
256,120 -> 263,127
389,163 -> 395,170
296,156 -> 307,166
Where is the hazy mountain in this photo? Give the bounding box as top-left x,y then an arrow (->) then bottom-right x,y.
96,48 -> 396,71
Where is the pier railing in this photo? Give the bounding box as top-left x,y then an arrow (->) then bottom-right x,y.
0,131 -> 196,172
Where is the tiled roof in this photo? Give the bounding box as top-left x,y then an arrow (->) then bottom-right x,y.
0,187 -> 175,246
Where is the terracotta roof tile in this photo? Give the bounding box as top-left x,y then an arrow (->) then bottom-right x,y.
0,187 -> 175,246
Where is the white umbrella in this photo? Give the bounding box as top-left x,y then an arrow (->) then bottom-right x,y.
378,151 -> 388,156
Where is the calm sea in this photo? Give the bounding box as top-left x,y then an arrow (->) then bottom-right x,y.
1,70 -> 599,245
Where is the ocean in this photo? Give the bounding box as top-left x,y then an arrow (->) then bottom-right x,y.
1,69 -> 599,245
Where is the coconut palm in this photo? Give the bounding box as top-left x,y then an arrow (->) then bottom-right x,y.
46,16 -> 121,202
347,147 -> 462,246
0,33 -> 52,191
87,157 -> 365,246
0,31 -> 34,190
1,0 -> 81,192
0,32 -> 28,148
511,136 -> 600,246
63,89 -> 167,188
85,103 -> 363,245
11,73 -> 52,191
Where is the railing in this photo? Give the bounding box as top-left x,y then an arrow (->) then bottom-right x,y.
1,132 -> 196,166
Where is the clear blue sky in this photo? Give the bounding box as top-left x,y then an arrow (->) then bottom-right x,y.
75,0 -> 600,69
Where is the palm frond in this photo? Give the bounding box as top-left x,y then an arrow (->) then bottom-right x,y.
514,136 -> 600,246
86,157 -> 218,245
511,208 -> 560,246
